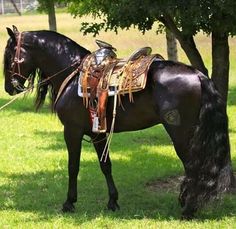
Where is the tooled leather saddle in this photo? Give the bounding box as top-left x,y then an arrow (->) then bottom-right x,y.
77,40 -> 163,133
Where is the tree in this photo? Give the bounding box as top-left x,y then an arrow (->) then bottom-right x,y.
10,0 -> 21,15
38,0 -> 57,31
166,29 -> 178,61
67,0 -> 236,104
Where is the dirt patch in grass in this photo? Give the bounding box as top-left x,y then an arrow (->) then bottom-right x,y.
146,175 -> 184,194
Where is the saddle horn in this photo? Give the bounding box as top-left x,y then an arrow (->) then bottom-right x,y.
96,40 -> 117,51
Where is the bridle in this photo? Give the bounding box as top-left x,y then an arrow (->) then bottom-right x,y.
9,32 -> 33,92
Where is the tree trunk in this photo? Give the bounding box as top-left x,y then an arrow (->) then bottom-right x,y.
166,29 -> 178,61
211,31 -> 229,104
160,14 -> 208,76
178,35 -> 208,76
47,1 -> 57,31
10,0 -> 21,16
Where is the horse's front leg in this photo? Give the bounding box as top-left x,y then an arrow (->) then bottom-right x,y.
92,133 -> 119,211
62,125 -> 83,212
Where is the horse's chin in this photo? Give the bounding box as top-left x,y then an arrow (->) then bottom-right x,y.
6,88 -> 22,96
12,89 -> 18,95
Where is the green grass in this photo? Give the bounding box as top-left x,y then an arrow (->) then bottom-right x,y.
0,12 -> 236,228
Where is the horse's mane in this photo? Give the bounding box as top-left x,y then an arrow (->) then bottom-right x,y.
34,69 -> 53,111
26,30 -> 90,111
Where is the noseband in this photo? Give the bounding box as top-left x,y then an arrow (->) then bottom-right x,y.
10,32 -> 32,92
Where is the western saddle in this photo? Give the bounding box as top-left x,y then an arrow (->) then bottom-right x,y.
78,40 -> 163,133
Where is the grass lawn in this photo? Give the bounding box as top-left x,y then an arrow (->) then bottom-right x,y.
0,12 -> 236,228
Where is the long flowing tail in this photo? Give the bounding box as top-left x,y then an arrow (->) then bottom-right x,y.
180,73 -> 235,218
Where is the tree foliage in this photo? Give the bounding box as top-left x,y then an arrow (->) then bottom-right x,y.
67,0 -> 236,36
66,0 -> 236,103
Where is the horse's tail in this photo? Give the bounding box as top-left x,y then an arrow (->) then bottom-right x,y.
181,73 -> 235,217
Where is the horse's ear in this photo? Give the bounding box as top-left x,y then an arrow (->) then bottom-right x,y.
6,27 -> 16,42
12,25 -> 20,36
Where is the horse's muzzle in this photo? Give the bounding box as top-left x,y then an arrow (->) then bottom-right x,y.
11,78 -> 26,93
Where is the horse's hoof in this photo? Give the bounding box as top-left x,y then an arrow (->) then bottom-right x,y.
62,201 -> 75,213
107,199 -> 120,211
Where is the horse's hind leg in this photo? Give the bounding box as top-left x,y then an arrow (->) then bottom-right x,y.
62,125 -> 83,212
153,76 -> 202,219
92,133 -> 119,211
163,124 -> 197,218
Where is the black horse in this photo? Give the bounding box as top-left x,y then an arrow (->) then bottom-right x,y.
3,27 -> 235,219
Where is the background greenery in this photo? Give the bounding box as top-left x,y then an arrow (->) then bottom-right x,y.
0,12 -> 235,228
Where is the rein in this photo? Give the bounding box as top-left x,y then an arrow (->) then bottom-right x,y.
36,62 -> 80,87
0,88 -> 32,111
1,63 -> 79,110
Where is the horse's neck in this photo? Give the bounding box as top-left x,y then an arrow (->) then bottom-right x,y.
32,36 -> 85,94
39,57 -> 74,95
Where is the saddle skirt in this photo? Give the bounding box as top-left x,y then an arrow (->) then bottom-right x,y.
78,47 -> 163,101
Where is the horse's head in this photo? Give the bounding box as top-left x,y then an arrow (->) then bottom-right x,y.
4,26 -> 36,95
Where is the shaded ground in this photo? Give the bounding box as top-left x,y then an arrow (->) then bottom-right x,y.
146,172 -> 236,194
